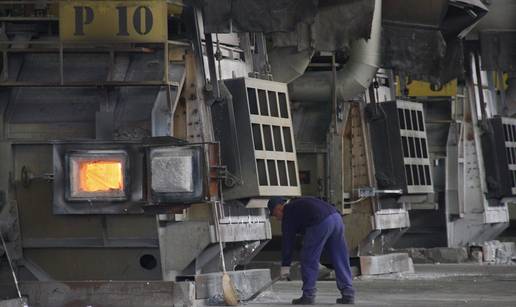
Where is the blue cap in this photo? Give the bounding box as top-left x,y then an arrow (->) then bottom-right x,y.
267,197 -> 287,216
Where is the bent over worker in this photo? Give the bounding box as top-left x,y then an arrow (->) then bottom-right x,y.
268,196 -> 355,305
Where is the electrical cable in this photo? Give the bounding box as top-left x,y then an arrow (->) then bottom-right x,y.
342,197 -> 367,205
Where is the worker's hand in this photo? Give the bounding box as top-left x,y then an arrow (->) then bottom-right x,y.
280,266 -> 291,279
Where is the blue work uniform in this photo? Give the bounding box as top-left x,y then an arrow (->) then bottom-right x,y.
281,197 -> 355,299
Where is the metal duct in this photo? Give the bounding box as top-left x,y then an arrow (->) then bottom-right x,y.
269,47 -> 314,83
288,0 -> 382,102
472,0 -> 516,35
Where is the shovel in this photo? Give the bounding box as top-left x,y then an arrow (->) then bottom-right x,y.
213,203 -> 239,306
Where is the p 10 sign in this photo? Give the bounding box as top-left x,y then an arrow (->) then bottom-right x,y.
60,0 -> 167,42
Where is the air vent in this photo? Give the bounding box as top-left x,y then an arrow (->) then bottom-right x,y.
212,78 -> 301,200
367,100 -> 433,195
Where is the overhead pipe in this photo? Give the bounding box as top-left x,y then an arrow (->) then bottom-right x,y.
269,47 -> 314,84
288,0 -> 382,102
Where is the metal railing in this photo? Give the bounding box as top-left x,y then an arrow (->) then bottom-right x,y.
0,40 -> 192,87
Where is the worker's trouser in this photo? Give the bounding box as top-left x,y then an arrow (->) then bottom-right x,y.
301,212 -> 355,299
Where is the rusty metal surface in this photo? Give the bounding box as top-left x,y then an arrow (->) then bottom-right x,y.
342,104 -> 374,253
208,143 -> 221,199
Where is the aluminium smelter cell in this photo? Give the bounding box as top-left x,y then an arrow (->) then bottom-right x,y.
53,141 -> 205,214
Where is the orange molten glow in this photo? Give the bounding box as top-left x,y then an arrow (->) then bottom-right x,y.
78,160 -> 123,192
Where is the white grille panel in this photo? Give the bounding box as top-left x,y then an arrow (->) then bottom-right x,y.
396,101 -> 433,194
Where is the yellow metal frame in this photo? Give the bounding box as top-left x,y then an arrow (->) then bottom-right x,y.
396,77 -> 458,97
0,0 -> 192,87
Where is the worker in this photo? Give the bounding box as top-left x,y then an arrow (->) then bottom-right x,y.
268,196 -> 355,305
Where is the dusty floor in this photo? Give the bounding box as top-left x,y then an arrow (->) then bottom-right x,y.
244,264 -> 516,307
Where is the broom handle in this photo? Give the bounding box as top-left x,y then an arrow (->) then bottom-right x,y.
213,201 -> 227,273
217,223 -> 227,273
244,262 -> 323,302
243,275 -> 282,302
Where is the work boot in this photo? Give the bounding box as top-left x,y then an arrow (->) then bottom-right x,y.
292,296 -> 315,305
336,296 -> 355,304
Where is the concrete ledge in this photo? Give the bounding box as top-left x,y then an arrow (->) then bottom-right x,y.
480,241 -> 515,263
360,253 -> 414,275
0,298 -> 27,307
195,269 -> 271,300
425,247 -> 469,264
20,281 -> 196,307
399,247 -> 470,264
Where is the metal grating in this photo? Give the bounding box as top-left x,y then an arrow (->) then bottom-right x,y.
396,100 -> 433,194
214,77 -> 301,200
502,117 -> 516,195
246,79 -> 300,196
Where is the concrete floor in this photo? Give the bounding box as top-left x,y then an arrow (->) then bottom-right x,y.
245,264 -> 516,307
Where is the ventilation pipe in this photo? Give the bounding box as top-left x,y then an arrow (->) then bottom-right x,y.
289,0 -> 382,102
269,47 -> 315,83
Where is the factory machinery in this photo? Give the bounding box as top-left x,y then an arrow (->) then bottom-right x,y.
0,0 -> 515,305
